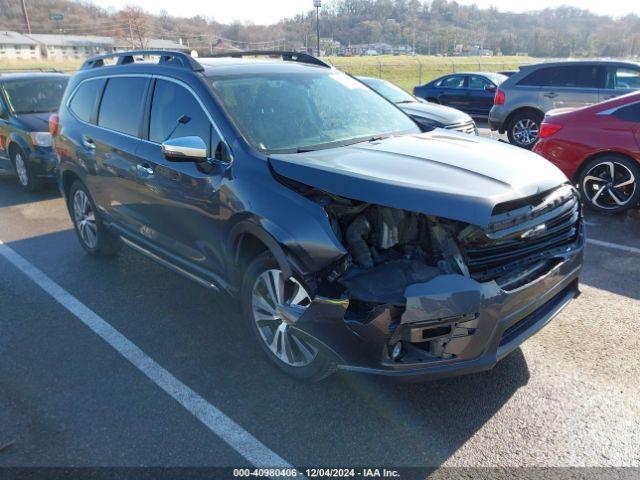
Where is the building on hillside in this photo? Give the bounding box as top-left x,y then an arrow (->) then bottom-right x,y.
0,31 -> 41,60
112,37 -> 189,52
27,34 -> 113,60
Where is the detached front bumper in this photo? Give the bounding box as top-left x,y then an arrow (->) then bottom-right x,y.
292,234 -> 583,382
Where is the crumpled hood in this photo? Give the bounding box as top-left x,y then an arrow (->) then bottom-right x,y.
13,112 -> 51,132
399,101 -> 472,126
269,131 -> 568,228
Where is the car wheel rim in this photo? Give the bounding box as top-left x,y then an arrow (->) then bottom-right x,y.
512,119 -> 539,146
14,153 -> 28,186
582,161 -> 636,210
73,190 -> 98,249
251,269 -> 317,367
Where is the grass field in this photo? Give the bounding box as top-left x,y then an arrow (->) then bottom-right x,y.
1,55 -> 536,92
327,55 -> 536,91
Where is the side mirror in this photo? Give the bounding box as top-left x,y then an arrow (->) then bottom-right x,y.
162,136 -> 207,163
484,84 -> 497,93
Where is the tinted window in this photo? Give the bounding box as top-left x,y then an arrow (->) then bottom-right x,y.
149,80 -> 211,150
519,65 -> 602,88
69,79 -> 104,123
2,77 -> 68,114
468,75 -> 491,89
98,77 -> 148,136
439,76 -> 465,88
613,103 -> 640,123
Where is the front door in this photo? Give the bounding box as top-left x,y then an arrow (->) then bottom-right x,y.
133,78 -> 229,281
599,65 -> 640,103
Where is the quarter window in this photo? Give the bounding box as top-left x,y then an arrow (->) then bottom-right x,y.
98,77 -> 148,136
69,79 -> 104,123
149,79 -> 211,151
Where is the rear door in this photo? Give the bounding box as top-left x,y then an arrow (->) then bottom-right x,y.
133,78 -> 229,279
599,65 -> 640,102
90,76 -> 150,232
435,75 -> 468,110
537,65 -> 601,110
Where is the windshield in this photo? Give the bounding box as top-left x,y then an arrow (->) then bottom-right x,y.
208,71 -> 419,153
359,77 -> 415,103
2,78 -> 68,115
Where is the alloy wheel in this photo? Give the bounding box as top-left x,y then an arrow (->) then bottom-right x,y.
582,161 -> 636,210
14,153 -> 28,186
512,118 -> 539,146
73,190 -> 98,249
251,269 -> 317,367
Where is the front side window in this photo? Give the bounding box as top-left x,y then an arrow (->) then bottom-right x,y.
2,77 -> 68,114
208,71 -> 418,153
69,79 -> 104,123
613,68 -> 640,90
98,77 -> 148,137
149,79 -> 211,150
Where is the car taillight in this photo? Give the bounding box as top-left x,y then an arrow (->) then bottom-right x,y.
539,123 -> 562,138
494,89 -> 505,105
48,114 -> 60,136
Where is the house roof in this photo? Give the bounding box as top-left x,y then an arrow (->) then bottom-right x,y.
0,31 -> 40,46
26,34 -> 114,47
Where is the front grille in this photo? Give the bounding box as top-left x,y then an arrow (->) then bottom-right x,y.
460,184 -> 581,284
445,120 -> 476,135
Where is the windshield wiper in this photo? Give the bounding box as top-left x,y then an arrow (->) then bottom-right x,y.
395,100 -> 415,104
296,147 -> 317,153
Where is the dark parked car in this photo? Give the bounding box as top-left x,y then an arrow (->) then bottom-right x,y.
357,76 -> 477,135
55,50 -> 583,382
413,72 -> 507,117
490,60 -> 640,149
0,72 -> 69,190
533,91 -> 640,214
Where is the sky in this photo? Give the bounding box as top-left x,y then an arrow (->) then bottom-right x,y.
95,0 -> 639,25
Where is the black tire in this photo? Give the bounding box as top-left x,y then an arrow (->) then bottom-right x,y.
241,252 -> 334,381
577,155 -> 640,214
10,146 -> 43,192
68,180 -> 122,256
506,110 -> 544,149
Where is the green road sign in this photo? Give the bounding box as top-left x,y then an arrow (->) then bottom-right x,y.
49,13 -> 64,21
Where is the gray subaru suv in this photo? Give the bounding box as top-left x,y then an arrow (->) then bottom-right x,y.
489,60 -> 640,148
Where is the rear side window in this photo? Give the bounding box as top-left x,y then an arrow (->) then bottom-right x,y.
468,75 -> 491,89
149,79 -> 211,149
519,65 -> 602,88
613,103 -> 640,123
69,79 -> 104,123
439,76 -> 465,88
98,77 -> 148,136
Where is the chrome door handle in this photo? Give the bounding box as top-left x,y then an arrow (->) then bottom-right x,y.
82,136 -> 95,149
136,164 -> 154,176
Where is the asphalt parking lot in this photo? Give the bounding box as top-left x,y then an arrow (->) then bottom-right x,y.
0,135 -> 639,476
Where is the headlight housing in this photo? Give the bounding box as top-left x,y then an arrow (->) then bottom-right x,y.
29,132 -> 53,147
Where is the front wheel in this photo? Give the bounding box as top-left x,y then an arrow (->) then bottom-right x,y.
506,111 -> 543,149
578,156 -> 639,214
11,147 -> 43,192
69,180 -> 122,256
241,252 -> 334,381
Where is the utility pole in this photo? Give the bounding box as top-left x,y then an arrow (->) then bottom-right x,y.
20,0 -> 31,34
313,0 -> 321,57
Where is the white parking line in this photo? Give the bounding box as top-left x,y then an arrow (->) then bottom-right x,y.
587,238 -> 640,255
0,239 -> 295,475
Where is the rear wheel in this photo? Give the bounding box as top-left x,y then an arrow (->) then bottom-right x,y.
241,252 -> 334,381
507,110 -> 543,149
69,180 -> 122,256
11,146 -> 43,192
578,156 -> 639,214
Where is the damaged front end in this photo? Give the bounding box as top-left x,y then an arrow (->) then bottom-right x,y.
286,181 -> 584,380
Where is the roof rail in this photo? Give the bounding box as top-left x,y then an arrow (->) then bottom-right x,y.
81,50 -> 203,72
206,50 -> 332,68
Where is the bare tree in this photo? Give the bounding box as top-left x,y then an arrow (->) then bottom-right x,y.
117,5 -> 149,50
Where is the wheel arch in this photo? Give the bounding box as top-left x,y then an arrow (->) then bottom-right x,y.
504,106 -> 545,130
61,170 -> 82,201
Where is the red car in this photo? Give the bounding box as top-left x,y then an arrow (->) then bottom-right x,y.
533,92 -> 640,213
